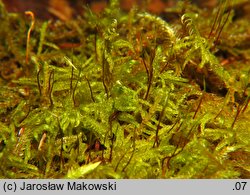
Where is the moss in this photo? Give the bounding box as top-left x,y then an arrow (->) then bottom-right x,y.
0,0 -> 249,178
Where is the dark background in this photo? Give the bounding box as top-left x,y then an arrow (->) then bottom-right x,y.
2,0 -> 218,20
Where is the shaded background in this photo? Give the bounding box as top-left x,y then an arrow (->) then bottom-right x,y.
2,0 -> 218,20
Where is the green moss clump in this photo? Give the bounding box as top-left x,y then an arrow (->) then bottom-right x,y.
0,0 -> 249,178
